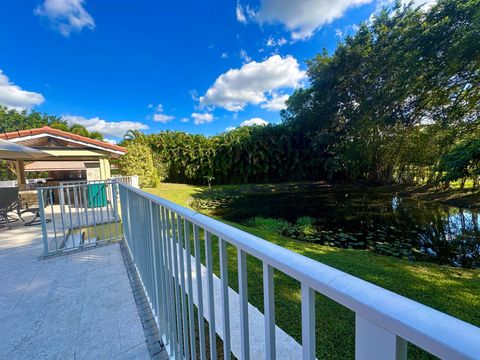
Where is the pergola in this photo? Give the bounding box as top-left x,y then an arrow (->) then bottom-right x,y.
0,139 -> 51,185
0,126 -> 127,187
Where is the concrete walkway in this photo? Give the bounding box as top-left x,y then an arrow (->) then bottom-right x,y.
0,216 -> 150,360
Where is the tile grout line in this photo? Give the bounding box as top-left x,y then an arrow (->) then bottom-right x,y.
119,240 -> 169,360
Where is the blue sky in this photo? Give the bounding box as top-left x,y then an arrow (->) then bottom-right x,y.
0,0 -> 409,141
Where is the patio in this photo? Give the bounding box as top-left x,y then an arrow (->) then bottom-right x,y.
0,214 -> 154,360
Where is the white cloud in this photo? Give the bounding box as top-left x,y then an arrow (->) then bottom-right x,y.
261,93 -> 289,111
266,36 -> 287,47
192,112 -> 214,125
236,2 -> 247,23
221,52 -> 229,59
0,70 -> 45,110
34,0 -> 95,36
250,0 -> 372,40
240,118 -> 269,127
200,55 -> 305,112
180,118 -> 190,123
153,113 -> 174,123
151,103 -> 174,123
63,115 -> 149,138
104,138 -> 118,145
240,49 -> 252,63
225,126 -> 236,132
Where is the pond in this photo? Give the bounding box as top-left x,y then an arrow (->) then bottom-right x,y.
191,185 -> 480,268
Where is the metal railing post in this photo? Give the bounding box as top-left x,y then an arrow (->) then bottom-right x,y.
38,188 -> 49,257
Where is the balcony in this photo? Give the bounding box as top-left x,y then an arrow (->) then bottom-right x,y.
1,179 -> 479,360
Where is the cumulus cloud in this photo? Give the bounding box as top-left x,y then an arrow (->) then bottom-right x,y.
62,115 -> 148,138
153,113 -> 174,123
192,112 -> 214,125
34,0 -> 95,36
244,0 -> 372,40
261,92 -> 289,111
180,118 -> 190,123
240,118 -> 269,127
151,104 -> 174,123
0,70 -> 45,110
200,55 -> 305,112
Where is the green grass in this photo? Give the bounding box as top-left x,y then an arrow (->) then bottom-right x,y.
144,183 -> 480,359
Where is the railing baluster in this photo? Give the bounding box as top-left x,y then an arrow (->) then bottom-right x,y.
219,238 -> 231,359
184,219 -> 196,360
38,188 -> 49,256
177,216 -> 190,360
205,231 -> 217,360
156,205 -> 169,343
161,207 -> 174,353
238,249 -> 250,360
48,189 -> 58,252
150,203 -> 164,333
263,262 -> 275,360
170,211 -> 184,359
194,224 -> 207,360
301,284 -> 315,360
164,208 -> 178,357
355,314 -> 407,360
81,185 -> 91,243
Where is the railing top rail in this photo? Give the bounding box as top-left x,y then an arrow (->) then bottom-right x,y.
40,180 -> 118,190
119,183 -> 480,359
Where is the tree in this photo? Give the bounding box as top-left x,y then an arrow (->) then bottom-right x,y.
123,129 -> 144,142
118,143 -> 158,187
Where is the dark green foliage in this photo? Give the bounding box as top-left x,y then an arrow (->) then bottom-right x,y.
438,139 -> 480,184
283,0 -> 480,184
0,105 -> 65,133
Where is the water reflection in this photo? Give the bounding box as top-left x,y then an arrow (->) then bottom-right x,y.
210,189 -> 480,268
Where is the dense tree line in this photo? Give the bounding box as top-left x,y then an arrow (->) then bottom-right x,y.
123,0 -> 479,187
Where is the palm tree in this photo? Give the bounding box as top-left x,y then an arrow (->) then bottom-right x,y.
123,129 -> 143,141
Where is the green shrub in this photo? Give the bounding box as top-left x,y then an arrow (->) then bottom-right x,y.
118,143 -> 158,187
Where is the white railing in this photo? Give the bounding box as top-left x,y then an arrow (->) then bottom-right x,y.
38,180 -> 122,256
118,183 -> 480,360
111,175 -> 139,188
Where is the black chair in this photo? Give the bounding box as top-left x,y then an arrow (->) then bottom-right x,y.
0,187 -> 22,228
23,189 -> 51,226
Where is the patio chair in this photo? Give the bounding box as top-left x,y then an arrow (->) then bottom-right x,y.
0,187 -> 23,228
23,189 -> 51,226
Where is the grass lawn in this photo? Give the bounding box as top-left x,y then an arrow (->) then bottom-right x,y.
144,183 -> 480,359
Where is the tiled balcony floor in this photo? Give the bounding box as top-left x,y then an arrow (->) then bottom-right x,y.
0,215 -> 150,360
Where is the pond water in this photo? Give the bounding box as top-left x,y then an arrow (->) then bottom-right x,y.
201,186 -> 480,268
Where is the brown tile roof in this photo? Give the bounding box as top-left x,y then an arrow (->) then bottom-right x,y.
0,126 -> 127,153
25,161 -> 87,171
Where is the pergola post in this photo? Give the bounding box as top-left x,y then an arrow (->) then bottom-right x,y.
15,160 -> 26,188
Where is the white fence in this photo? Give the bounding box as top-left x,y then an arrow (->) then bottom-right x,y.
118,183 -> 480,360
